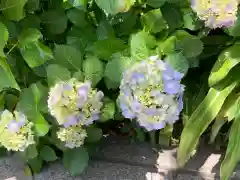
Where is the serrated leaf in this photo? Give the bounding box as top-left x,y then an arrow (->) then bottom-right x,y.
87,38 -> 126,60
177,81 -> 238,167
147,0 -> 166,8
46,64 -> 71,86
179,36 -> 203,58
182,8 -> 203,31
0,57 -> 20,91
18,28 -> 42,46
20,42 -> 53,68
63,147 -> 89,176
220,103 -> 240,180
208,44 -> 240,87
40,146 -> 57,162
0,22 -> 8,57
165,53 -> 189,75
100,97 -> 116,122
54,44 -> 82,72
97,20 -> 115,40
41,10 -> 68,35
0,0 -> 27,21
82,55 -> 105,86
85,127 -> 103,143
130,30 -> 156,61
67,8 -> 88,28
104,54 -> 131,85
95,0 -> 135,15
5,94 -> 18,111
161,3 -> 183,31
141,9 -> 167,33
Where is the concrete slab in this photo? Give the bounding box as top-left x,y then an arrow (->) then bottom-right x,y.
34,160 -> 169,180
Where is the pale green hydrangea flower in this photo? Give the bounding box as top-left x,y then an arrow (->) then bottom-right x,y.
48,78 -> 104,127
191,0 -> 239,28
0,110 -> 35,151
57,125 -> 87,149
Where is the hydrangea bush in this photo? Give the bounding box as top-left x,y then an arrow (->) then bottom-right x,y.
0,0 -> 240,179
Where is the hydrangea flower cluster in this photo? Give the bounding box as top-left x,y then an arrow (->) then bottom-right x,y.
118,56 -> 184,131
57,126 -> 87,149
191,0 -> 239,28
0,110 -> 35,151
48,78 -> 104,148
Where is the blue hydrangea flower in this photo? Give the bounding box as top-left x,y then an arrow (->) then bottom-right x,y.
191,0 -> 239,28
0,110 -> 35,151
118,56 -> 185,131
48,78 -> 104,127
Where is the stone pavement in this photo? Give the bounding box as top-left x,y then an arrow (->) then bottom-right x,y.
1,135 -> 240,180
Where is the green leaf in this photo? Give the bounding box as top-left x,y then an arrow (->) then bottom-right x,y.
209,118 -> 226,144
87,38 -> 126,60
85,127 -> 103,143
0,22 -> 8,57
0,58 -> 20,91
226,14 -> 240,37
218,92 -> 240,121
67,0 -> 88,10
5,94 -> 18,111
208,44 -> 240,87
63,147 -> 89,176
34,113 -> 50,137
18,28 -> 42,46
16,83 -> 48,119
41,10 -> 68,35
24,145 -> 38,159
220,103 -> 240,180
130,30 -> 156,61
100,97 -> 116,122
67,8 -> 88,28
165,53 -> 189,75
46,64 -> 71,86
182,8 -> 203,31
73,71 -> 84,81
0,0 -> 27,21
177,81 -> 238,167
25,0 -> 39,12
97,20 -> 115,40
104,54 -> 131,86
20,42 -> 53,68
54,44 -> 82,72
40,146 -> 57,162
141,9 -> 167,33
158,36 -> 178,55
178,36 -> 203,58
28,156 -> 43,173
147,0 -> 166,8
95,0 -> 135,15
161,3 -> 183,31
82,55 -> 105,86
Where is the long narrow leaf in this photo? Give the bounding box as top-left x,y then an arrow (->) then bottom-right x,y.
208,44 -> 240,87
177,82 -> 238,167
220,101 -> 240,180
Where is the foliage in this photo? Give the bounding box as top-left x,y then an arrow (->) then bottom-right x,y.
0,0 -> 240,179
